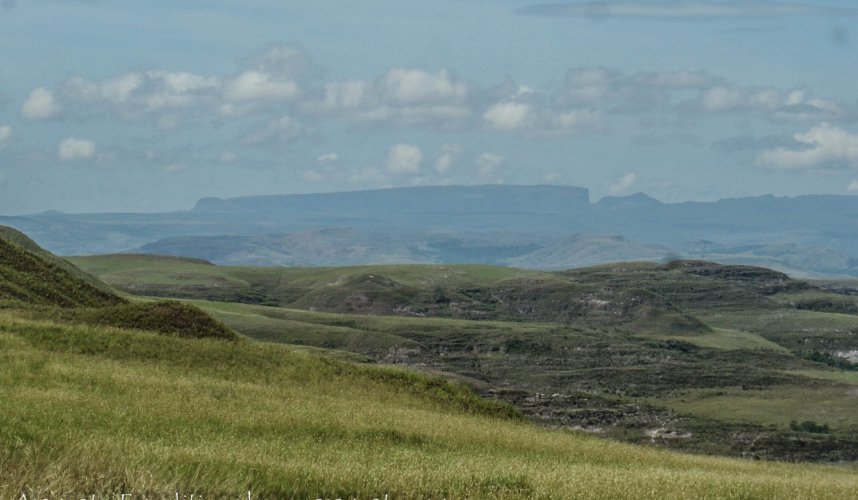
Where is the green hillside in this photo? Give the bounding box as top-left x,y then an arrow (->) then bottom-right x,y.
72,253 -> 858,461
4,310 -> 858,498
5,228 -> 858,496
0,230 -> 123,308
0,226 -> 236,340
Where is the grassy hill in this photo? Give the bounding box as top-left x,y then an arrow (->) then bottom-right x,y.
5,227 -> 858,495
0,226 -> 235,340
0,230 -> 124,308
71,254 -> 858,462
4,309 -> 858,498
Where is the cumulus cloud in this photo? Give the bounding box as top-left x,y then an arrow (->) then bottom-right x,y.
386,143 -> 424,174
477,67 -> 724,136
435,143 -> 461,174
549,67 -> 848,125
482,97 -> 603,135
381,68 -> 468,104
21,87 -> 60,120
484,102 -> 535,131
58,138 -> 96,161
25,44 -> 311,124
223,71 -> 299,102
308,68 -> 471,126
697,86 -> 842,122
62,70 -> 220,117
756,123 -> 858,170
517,2 -> 858,19
609,172 -> 637,194
0,125 -> 11,146
476,152 -> 504,177
17,43 -> 855,163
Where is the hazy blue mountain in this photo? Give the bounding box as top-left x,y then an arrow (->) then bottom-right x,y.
3,184 -> 858,276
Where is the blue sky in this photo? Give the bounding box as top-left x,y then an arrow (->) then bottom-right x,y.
0,0 -> 856,214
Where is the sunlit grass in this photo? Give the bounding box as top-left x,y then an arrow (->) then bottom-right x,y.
2,312 -> 858,498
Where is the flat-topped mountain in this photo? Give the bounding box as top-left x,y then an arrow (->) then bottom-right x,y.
194,184 -> 592,215
3,185 -> 858,276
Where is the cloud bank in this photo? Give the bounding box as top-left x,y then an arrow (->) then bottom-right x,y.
757,124 -> 858,170
517,1 -> 858,20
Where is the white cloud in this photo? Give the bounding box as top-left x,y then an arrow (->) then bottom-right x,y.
317,153 -> 339,163
219,152 -> 237,163
847,180 -> 858,192
307,68 -> 471,126
317,80 -> 372,111
381,68 -> 468,104
0,125 -> 11,146
21,87 -> 60,120
242,115 -> 307,145
224,71 -> 299,102
517,2 -> 858,19
609,173 -> 637,195
435,143 -> 461,174
698,86 -> 842,122
476,152 -> 504,177
551,67 -> 844,125
386,143 -> 423,174
58,138 -> 96,161
62,71 -> 220,118
756,124 -> 858,170
483,102 -> 535,131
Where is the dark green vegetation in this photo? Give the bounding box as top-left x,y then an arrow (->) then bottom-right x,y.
0,226 -> 235,340
72,253 -> 858,462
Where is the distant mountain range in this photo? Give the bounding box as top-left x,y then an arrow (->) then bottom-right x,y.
2,184 -> 857,277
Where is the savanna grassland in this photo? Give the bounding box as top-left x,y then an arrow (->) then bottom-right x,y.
70,253 -> 858,462
5,311 -> 858,499
4,225 -> 858,498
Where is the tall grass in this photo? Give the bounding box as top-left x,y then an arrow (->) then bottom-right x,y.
2,312 -> 858,499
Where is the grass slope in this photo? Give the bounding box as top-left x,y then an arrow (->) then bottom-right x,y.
2,311 -> 858,499
0,227 -> 235,340
0,234 -> 124,308
71,254 -> 858,461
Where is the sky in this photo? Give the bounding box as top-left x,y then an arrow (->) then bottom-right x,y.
0,0 -> 856,214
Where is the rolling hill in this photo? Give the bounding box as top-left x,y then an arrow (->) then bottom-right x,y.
5,227 -> 858,499
3,227 -> 858,497
72,253 -> 858,462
